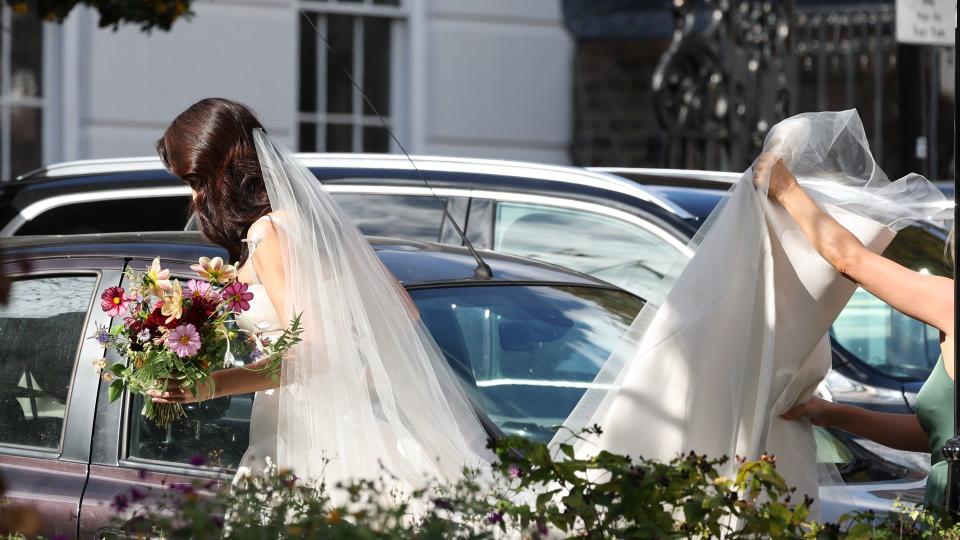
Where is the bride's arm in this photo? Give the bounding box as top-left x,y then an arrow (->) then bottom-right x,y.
754,154 -> 954,335
781,397 -> 929,452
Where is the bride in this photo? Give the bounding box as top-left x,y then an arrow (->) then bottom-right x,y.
147,97 -> 492,487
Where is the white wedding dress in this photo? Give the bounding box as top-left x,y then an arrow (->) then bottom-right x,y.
233,214 -> 285,479
556,110 -> 951,518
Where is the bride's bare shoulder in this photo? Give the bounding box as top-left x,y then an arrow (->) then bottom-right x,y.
246,211 -> 289,243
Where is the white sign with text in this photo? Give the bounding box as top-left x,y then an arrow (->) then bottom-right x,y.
896,0 -> 954,45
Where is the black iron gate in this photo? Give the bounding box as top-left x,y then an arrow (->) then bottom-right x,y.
652,0 -> 951,178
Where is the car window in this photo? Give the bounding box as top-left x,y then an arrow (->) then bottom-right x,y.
0,275 -> 96,450
410,284 -> 643,443
126,392 -> 253,469
15,196 -> 191,235
330,193 -> 452,243
831,226 -> 951,380
493,202 -> 685,300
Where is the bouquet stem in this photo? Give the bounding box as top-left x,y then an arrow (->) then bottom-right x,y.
143,400 -> 186,427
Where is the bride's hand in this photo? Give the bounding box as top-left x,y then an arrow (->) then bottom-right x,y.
780,397 -> 836,427
147,377 -> 214,404
753,153 -> 800,202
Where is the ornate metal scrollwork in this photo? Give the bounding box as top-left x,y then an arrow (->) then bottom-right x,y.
654,0 -> 794,171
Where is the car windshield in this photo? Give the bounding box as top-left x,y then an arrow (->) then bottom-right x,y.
410,284 -> 643,442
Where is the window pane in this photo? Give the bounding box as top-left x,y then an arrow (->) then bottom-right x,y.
11,10 -> 42,98
16,196 -> 192,236
363,17 -> 391,116
331,193 -> 449,241
299,122 -> 318,152
831,288 -> 941,380
10,106 -> 41,178
326,123 -> 352,152
127,392 -> 253,469
298,13 -> 319,114
494,203 -> 685,300
830,226 -> 951,381
363,126 -> 389,152
326,14 -> 354,115
411,285 -> 642,442
0,276 -> 96,450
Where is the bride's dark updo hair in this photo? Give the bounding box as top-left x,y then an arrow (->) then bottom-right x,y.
156,97 -> 270,266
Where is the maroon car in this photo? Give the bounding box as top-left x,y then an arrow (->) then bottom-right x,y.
0,231 -> 647,537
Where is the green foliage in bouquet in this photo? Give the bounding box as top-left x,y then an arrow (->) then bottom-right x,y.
93,426 -> 960,539
5,0 -> 195,32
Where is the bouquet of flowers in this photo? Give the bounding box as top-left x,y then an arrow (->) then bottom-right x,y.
91,256 -> 302,427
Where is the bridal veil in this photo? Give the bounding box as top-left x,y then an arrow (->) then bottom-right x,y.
251,129 -> 492,489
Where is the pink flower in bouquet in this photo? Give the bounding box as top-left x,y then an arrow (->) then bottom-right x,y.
145,258 -> 173,297
167,323 -> 201,358
186,279 -> 213,299
100,286 -> 129,317
222,282 -> 254,312
191,257 -> 237,284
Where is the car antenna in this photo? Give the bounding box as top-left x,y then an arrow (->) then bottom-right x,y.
300,13 -> 493,280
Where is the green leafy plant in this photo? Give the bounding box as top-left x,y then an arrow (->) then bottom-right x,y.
4,0 -> 195,32
96,427 -> 960,538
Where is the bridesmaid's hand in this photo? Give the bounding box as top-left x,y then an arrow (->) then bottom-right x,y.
753,153 -> 800,202
147,377 -> 215,404
781,397 -> 836,427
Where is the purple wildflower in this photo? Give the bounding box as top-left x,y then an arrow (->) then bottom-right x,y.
92,325 -> 112,346
129,486 -> 146,502
509,466 -> 523,479
487,511 -> 504,525
111,493 -> 129,512
188,454 -> 206,467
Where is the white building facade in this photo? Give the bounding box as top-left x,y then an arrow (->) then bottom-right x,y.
13,0 -> 573,180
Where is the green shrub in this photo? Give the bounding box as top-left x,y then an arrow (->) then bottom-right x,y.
101,428 -> 960,539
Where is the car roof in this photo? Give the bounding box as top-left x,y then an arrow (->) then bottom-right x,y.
0,231 -> 620,289
15,154 -> 690,217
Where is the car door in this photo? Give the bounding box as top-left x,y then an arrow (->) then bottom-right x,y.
79,260 -> 249,538
0,256 -> 122,539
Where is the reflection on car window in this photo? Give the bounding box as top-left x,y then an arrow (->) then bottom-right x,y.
127,393 -> 252,469
0,275 -> 96,450
16,196 -> 192,235
494,202 -> 685,300
331,193 -> 450,242
411,285 -> 643,443
831,226 -> 951,380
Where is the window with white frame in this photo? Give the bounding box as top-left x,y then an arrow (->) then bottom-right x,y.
0,7 -> 44,179
298,0 -> 405,153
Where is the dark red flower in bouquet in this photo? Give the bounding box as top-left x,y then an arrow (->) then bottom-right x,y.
145,305 -> 170,331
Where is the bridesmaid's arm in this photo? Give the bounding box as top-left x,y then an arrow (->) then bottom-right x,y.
754,154 -> 954,335
781,397 -> 930,453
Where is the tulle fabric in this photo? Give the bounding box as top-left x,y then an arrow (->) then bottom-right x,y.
553,110 -> 951,518
250,129 -> 492,491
